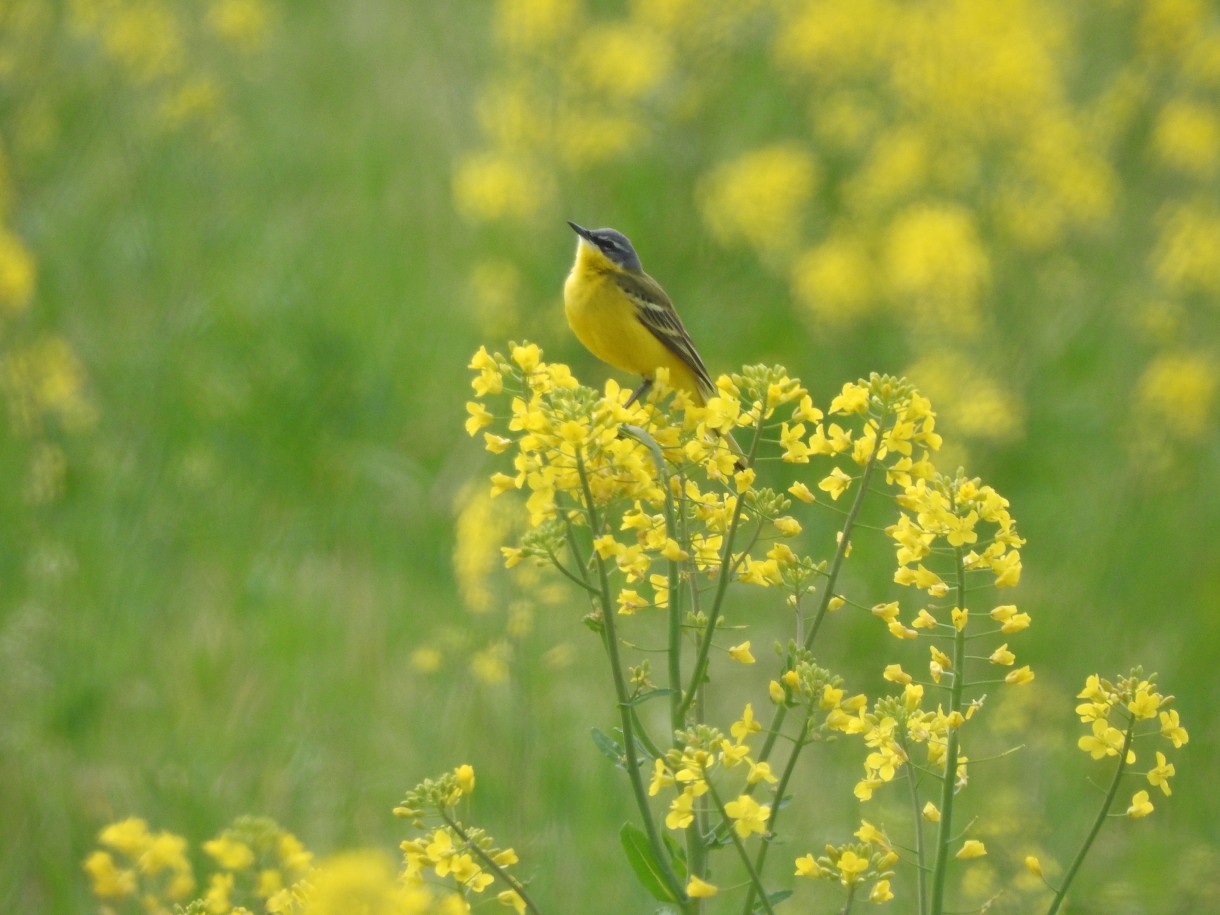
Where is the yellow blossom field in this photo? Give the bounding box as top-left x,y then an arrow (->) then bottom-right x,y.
1,1 -> 1218,913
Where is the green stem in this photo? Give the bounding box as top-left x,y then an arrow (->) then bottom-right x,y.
803,407 -> 893,652
741,722 -> 809,915
928,547 -> 968,915
1044,715 -> 1138,915
674,480 -> 750,722
754,408 -> 894,773
575,452 -> 688,909
898,730 -> 929,915
705,778 -> 776,915
442,811 -> 544,915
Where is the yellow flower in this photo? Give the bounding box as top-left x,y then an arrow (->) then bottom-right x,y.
788,481 -> 816,503
572,23 -> 672,100
956,840 -> 987,860
922,802 -> 940,822
882,663 -> 910,684
722,639 -> 751,663
1133,351 -> 1218,442
1005,665 -> 1034,686
794,853 -> 820,878
0,229 -> 36,314
204,835 -> 255,870
1126,790 -> 1154,819
465,401 -> 494,436
99,818 -> 152,857
869,879 -> 894,902
818,467 -> 853,500
498,889 -> 527,914
884,203 -> 989,331
686,874 -> 718,898
747,759 -> 778,785
455,764 -> 476,796
1159,709 -> 1189,748
453,151 -> 552,223
1153,97 -> 1220,177
1078,719 -> 1124,759
83,851 -> 136,898
699,144 -> 819,259
836,849 -> 869,883
723,795 -> 770,838
666,789 -> 696,830
989,644 -> 1015,666
617,589 -> 648,615
1147,751 -> 1175,796
792,235 -> 876,327
773,515 -> 802,536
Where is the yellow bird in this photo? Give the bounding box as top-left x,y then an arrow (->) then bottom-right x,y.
563,221 -> 716,408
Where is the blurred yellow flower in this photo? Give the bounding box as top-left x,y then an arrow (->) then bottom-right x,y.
554,111 -> 647,168
207,0 -> 270,53
572,23 -> 672,100
1133,351 -> 1218,441
884,203 -> 989,333
0,228 -> 35,313
453,151 -> 552,223
791,234 -> 876,327
905,351 -> 1023,444
1154,201 -> 1220,295
1153,98 -> 1220,177
98,4 -> 185,83
698,143 -> 818,259
494,0 -> 580,53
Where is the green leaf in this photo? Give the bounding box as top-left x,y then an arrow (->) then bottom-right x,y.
623,688 -> 676,708
591,727 -> 625,769
661,832 -> 687,880
620,823 -> 678,903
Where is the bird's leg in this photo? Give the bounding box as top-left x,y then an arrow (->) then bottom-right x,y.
624,378 -> 653,408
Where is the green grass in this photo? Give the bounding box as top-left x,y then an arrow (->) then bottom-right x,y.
1,3 -> 1218,913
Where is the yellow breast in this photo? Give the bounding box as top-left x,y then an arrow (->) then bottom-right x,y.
563,247 -> 703,400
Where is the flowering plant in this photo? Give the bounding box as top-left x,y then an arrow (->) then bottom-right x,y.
84,342 -> 1188,914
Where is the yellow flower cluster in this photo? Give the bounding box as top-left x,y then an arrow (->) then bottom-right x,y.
648,710 -> 787,881
85,809 -> 489,915
467,343 -> 833,610
198,816 -> 313,913
84,816 -> 319,915
84,817 -> 195,911
70,0 -> 272,133
1075,669 -> 1188,818
396,765 -> 531,913
794,821 -> 897,903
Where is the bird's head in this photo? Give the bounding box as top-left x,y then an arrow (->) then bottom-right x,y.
568,221 -> 643,273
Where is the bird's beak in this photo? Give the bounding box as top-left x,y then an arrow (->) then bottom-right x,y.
568,221 -> 594,242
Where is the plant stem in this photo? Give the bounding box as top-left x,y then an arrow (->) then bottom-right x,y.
1044,716 -> 1137,915
928,547 -> 968,915
898,731 -> 929,915
442,811 -> 545,915
575,451 -> 689,909
674,479 -> 749,722
741,723 -> 808,915
705,779 -> 776,915
803,407 -> 892,652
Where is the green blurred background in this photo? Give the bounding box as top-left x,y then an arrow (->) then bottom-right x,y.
1,1 -> 1218,912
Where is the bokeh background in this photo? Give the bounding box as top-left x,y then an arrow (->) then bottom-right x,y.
2,1 -> 1218,911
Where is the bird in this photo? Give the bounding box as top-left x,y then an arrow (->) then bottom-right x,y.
563,221 -> 717,409
563,221 -> 746,467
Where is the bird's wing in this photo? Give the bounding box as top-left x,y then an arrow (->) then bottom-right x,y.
615,272 -> 717,399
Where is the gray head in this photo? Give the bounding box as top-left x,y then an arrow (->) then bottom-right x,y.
568,221 -> 643,272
